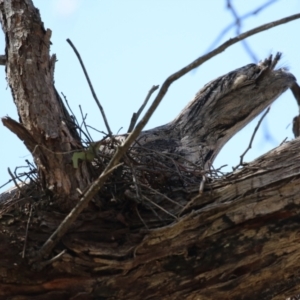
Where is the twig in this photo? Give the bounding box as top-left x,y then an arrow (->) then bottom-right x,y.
226,0 -> 259,62
61,92 -> 81,134
60,92 -> 81,136
0,179 -> 14,190
86,125 -> 107,135
61,92 -> 91,141
127,85 -> 159,133
209,164 -> 228,178
116,127 -> 123,135
207,0 -> 278,53
235,106 -> 270,169
179,175 -> 207,217
32,13 -> 300,263
79,105 -> 93,142
143,195 -> 177,220
32,144 -> 80,156
216,165 -> 228,172
199,175 -> 206,194
34,249 -> 67,271
169,157 -> 185,183
22,204 -> 33,258
140,183 -> 184,208
61,93 -> 92,142
130,162 -> 143,201
135,205 -> 149,230
61,92 -> 79,127
66,39 -> 113,137
7,168 -> 23,196
134,144 -> 206,170
280,137 -> 288,146
145,202 -> 163,220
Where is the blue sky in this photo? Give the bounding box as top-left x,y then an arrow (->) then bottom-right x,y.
0,0 -> 299,192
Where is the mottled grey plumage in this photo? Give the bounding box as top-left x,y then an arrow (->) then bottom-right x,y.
138,53 -> 296,168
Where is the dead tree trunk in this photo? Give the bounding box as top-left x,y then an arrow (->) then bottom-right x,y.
1,0 -> 300,300
0,0 -> 94,209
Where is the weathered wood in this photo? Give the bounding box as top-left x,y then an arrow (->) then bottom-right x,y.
0,138 -> 300,299
0,0 -> 94,209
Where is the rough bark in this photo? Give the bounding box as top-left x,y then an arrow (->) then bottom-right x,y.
0,138 -> 300,299
0,0 -> 94,209
1,1 -> 300,300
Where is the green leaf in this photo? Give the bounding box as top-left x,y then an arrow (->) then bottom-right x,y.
72,141 -> 102,168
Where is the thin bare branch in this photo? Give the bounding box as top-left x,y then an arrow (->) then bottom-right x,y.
280,137 -> 288,146
22,204 -> 32,258
143,195 -> 177,220
199,175 -> 206,194
66,39 -> 113,137
207,0 -> 278,53
135,205 -> 149,230
79,105 -> 93,142
34,250 -> 67,271
61,92 -> 80,128
140,183 -> 184,208
235,106 -> 271,169
226,0 -> 259,62
0,179 -> 14,190
130,162 -> 143,201
86,125 -> 107,135
7,168 -> 23,196
127,85 -> 159,133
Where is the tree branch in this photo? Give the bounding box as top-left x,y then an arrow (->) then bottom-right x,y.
179,14 -> 300,80
127,85 -> 159,133
207,0 -> 278,53
235,106 -> 271,169
66,39 -> 113,137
